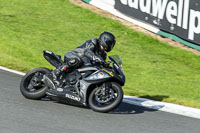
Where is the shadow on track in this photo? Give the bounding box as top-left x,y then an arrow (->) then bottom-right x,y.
41,97 -> 159,114
110,102 -> 158,114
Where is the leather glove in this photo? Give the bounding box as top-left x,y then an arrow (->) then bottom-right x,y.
93,56 -> 103,63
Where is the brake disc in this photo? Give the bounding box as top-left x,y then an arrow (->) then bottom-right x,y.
95,88 -> 114,104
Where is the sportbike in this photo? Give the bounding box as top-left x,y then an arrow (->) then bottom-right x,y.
20,51 -> 125,113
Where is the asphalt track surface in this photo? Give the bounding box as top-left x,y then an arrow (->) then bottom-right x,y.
0,69 -> 200,133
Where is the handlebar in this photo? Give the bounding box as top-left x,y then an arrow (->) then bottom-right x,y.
92,60 -> 112,68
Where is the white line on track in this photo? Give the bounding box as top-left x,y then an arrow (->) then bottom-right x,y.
0,66 -> 25,76
0,66 -> 200,119
123,96 -> 200,119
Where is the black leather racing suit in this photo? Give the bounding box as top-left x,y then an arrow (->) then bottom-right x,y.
64,38 -> 107,69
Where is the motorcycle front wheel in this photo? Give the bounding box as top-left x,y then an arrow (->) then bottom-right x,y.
88,82 -> 123,113
20,68 -> 50,100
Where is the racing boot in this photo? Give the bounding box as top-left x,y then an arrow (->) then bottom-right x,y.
52,64 -> 68,80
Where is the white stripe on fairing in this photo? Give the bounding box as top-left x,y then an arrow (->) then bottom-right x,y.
90,0 -> 159,33
1,64 -> 200,119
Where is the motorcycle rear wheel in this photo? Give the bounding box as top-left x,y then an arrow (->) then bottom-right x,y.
88,82 -> 123,113
20,68 -> 50,100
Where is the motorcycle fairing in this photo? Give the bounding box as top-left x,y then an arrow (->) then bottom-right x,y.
43,54 -> 126,106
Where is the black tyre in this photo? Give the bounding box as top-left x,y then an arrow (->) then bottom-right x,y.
88,82 -> 123,113
20,68 -> 50,100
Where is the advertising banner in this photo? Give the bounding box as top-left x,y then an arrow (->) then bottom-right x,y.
114,0 -> 200,45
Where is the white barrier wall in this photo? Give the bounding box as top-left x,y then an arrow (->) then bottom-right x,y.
89,0 -> 159,33
83,0 -> 200,50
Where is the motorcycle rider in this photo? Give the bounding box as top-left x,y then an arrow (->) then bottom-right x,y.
53,31 -> 116,77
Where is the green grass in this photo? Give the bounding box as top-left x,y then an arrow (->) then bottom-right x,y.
0,0 -> 200,108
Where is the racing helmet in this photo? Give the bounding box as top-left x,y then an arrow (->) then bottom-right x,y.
98,32 -> 116,52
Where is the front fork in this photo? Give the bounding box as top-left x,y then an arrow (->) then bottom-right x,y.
102,82 -> 112,96
95,82 -> 113,98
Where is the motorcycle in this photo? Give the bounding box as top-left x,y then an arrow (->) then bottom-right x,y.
20,50 -> 126,113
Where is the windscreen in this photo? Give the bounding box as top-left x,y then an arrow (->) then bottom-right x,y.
109,55 -> 122,68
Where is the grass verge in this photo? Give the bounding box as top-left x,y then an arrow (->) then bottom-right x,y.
0,0 -> 200,108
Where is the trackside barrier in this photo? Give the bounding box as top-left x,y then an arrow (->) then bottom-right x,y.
82,0 -> 200,51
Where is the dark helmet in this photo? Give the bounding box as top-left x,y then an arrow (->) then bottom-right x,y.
98,32 -> 116,52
